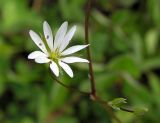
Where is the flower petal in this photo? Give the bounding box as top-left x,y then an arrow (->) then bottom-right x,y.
61,57 -> 89,63
29,30 -> 48,54
28,51 -> 48,59
35,56 -> 50,63
43,21 -> 54,50
59,26 -> 76,52
53,21 -> 68,51
50,61 -> 59,77
59,61 -> 73,78
61,44 -> 89,56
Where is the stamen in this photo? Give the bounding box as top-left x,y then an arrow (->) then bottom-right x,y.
49,51 -> 60,61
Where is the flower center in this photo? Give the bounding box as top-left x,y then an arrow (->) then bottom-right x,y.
49,51 -> 60,62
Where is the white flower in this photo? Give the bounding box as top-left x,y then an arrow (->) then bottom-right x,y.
28,21 -> 89,78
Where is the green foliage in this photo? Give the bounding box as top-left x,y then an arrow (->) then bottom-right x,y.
108,98 -> 127,110
0,0 -> 160,123
133,107 -> 148,116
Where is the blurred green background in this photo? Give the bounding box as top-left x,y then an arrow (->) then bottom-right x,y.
0,0 -> 160,123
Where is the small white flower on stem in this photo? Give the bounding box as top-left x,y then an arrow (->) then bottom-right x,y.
28,21 -> 89,78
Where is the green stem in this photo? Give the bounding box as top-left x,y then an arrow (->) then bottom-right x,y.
120,107 -> 134,113
93,96 -> 122,123
50,71 -> 89,95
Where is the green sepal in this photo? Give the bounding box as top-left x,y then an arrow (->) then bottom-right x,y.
108,98 -> 127,110
133,107 -> 148,116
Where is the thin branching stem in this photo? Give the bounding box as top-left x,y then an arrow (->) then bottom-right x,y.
120,107 -> 134,113
50,71 -> 89,95
94,96 -> 122,123
85,0 -> 96,97
84,0 -> 122,123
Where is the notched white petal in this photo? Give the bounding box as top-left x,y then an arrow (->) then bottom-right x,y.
61,44 -> 89,56
59,25 -> 76,52
43,21 -> 54,50
35,56 -> 50,63
61,57 -> 89,63
50,61 -> 59,77
28,51 -> 48,59
59,61 -> 73,78
29,30 -> 48,54
53,21 -> 68,51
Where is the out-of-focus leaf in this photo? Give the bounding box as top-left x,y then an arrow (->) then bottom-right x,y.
59,0 -> 85,21
145,29 -> 159,55
148,73 -> 160,108
54,116 -> 78,123
147,0 -> 160,26
112,9 -> 138,33
107,55 -> 140,78
0,38 -> 16,58
142,56 -> 160,71
50,80 -> 69,111
131,33 -> 143,64
0,80 -> 5,96
123,80 -> 151,104
80,72 -> 117,98
119,0 -> 137,7
0,0 -> 42,32
92,10 -> 110,27
90,32 -> 108,62
21,117 -> 34,123
37,92 -> 49,123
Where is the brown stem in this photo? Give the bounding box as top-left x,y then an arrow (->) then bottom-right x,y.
85,0 -> 96,97
84,1 -> 122,123
32,0 -> 43,12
